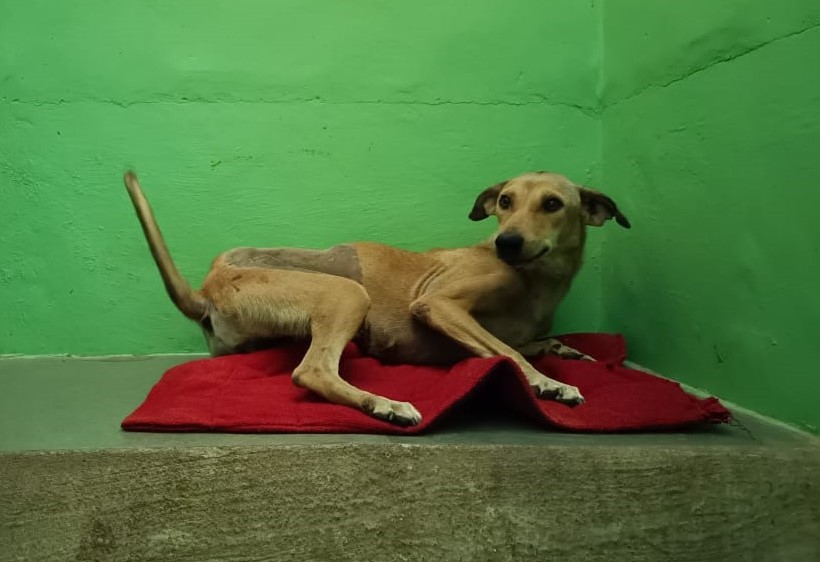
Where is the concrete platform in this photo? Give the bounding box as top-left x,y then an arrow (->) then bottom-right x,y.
1,355 -> 819,561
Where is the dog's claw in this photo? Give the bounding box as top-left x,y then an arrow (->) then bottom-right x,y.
556,385 -> 585,405
369,399 -> 422,426
529,376 -> 584,406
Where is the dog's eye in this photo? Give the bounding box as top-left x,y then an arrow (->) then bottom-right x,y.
498,194 -> 512,210
542,197 -> 564,213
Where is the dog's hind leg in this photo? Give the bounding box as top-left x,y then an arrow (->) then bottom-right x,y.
290,278 -> 422,427
204,267 -> 422,426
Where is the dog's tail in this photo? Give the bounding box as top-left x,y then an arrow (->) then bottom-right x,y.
123,171 -> 208,321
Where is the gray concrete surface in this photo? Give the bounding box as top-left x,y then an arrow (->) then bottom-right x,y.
1,355 -> 819,561
0,354 -> 813,451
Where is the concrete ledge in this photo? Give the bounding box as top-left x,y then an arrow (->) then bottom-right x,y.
2,356 -> 819,561
4,443 -> 820,561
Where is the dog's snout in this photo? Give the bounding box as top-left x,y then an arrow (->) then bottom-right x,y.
495,232 -> 524,259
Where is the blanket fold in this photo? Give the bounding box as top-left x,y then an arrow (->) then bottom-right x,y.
122,333 -> 731,434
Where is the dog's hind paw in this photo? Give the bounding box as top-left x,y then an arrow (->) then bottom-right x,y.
368,398 -> 423,427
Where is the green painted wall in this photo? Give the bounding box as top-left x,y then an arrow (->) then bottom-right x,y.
0,1 -> 604,355
600,1 -> 820,432
3,0 -> 817,433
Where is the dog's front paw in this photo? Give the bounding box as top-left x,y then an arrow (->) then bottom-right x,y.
367,398 -> 423,426
554,384 -> 585,405
529,376 -> 584,406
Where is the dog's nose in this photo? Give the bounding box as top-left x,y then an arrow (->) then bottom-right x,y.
495,232 -> 524,260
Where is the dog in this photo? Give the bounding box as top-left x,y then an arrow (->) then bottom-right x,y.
124,170 -> 629,426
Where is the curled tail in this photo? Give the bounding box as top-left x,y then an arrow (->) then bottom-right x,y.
123,171 -> 208,321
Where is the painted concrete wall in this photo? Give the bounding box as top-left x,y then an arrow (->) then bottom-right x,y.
600,1 -> 820,432
3,0 -> 817,433
0,0 -> 603,355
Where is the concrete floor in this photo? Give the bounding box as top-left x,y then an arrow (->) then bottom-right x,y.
2,355 -> 819,562
0,354 -> 813,452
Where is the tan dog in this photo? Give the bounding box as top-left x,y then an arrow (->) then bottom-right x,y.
124,171 -> 630,426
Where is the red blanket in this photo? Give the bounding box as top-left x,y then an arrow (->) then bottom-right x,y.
122,333 -> 730,434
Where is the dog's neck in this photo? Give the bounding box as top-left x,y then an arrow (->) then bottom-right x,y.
520,244 -> 584,286
530,222 -> 587,282
519,240 -> 586,335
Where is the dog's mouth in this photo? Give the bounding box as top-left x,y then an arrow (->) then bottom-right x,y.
500,246 -> 550,267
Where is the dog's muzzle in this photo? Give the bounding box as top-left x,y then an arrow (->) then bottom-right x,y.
495,233 -> 551,265
495,232 -> 524,263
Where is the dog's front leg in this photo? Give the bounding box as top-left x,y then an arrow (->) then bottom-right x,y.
518,337 -> 595,361
410,277 -> 583,405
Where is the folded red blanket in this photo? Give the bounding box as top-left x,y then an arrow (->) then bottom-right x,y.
122,333 -> 730,434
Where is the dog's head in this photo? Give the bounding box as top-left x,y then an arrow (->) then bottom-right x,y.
469,172 -> 630,266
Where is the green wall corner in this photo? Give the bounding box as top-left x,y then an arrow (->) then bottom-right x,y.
599,0 -> 820,433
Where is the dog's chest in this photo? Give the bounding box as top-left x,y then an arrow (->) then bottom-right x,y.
474,304 -> 542,347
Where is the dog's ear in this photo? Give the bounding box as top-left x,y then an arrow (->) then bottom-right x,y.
579,187 -> 631,228
469,181 -> 506,221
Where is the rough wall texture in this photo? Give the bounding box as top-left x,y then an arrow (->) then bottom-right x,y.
0,0 -> 604,355
599,0 -> 820,432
